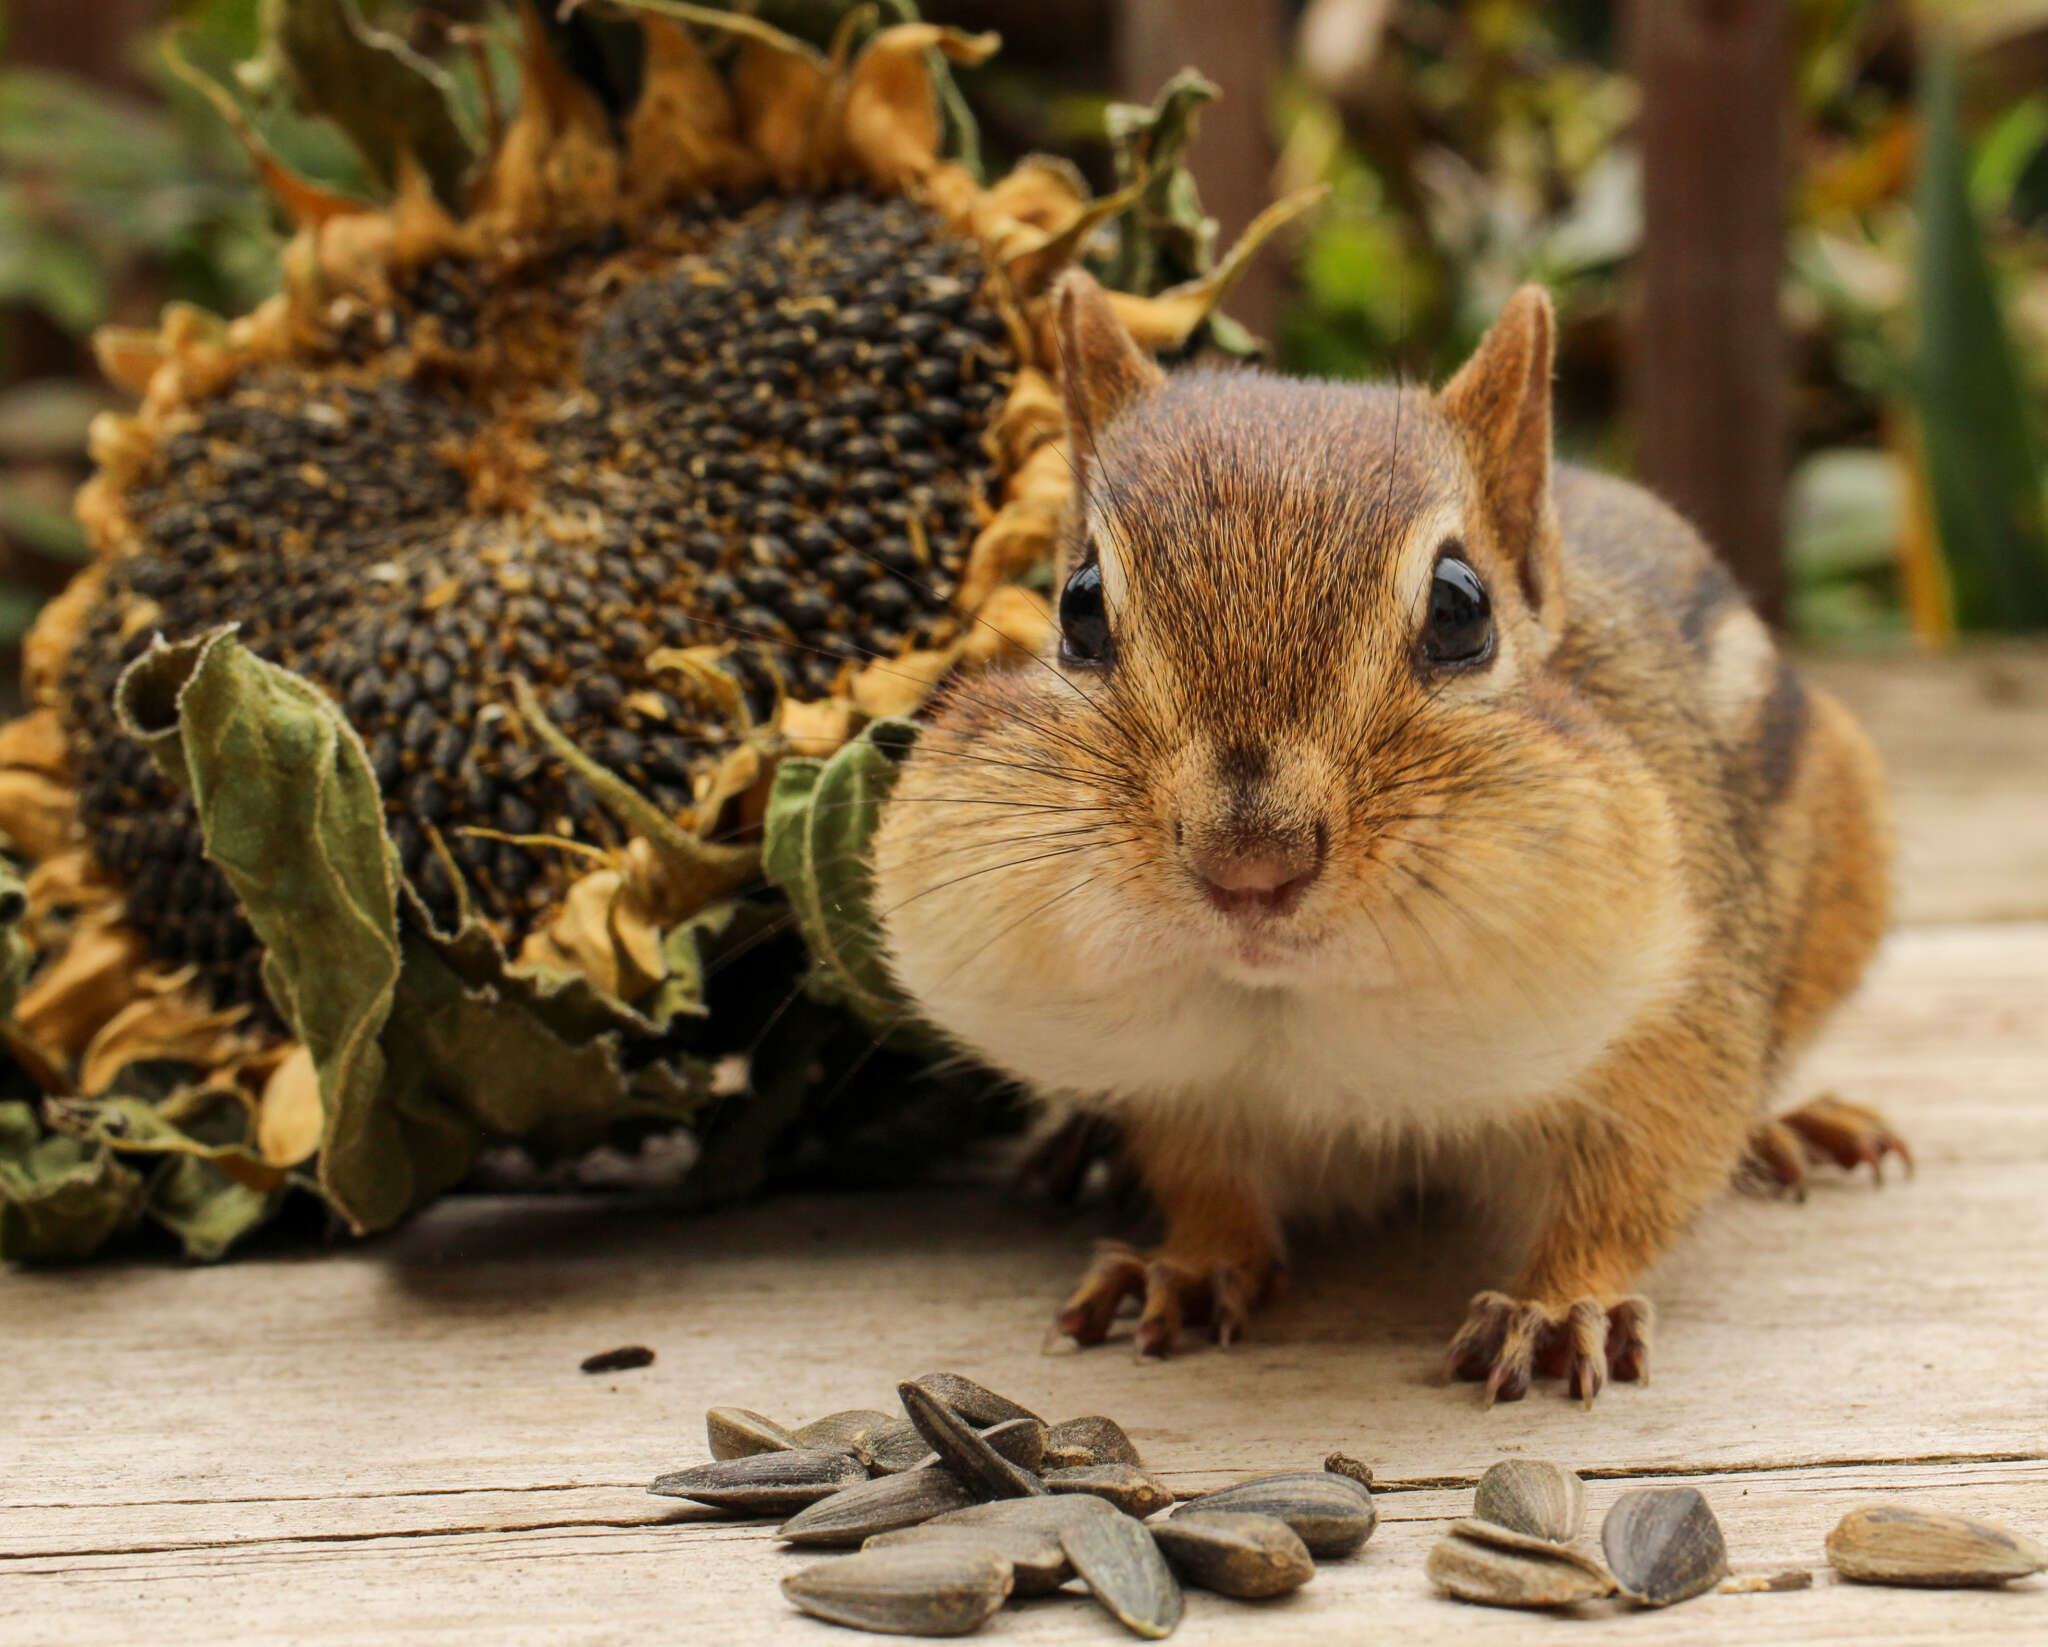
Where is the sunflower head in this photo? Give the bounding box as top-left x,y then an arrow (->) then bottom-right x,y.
0,0 -> 1320,1262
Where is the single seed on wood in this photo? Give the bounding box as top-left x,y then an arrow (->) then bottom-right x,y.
781,1544 -> 1013,1637
1060,1506 -> 1185,1639
1172,1473 -> 1376,1559
899,1381 -> 1046,1500
1601,1488 -> 1729,1607
908,1372 -> 1043,1429
858,1418 -> 936,1474
1044,1464 -> 1175,1519
1151,1512 -> 1315,1599
1046,1415 -> 1143,1470
778,1467 -> 981,1547
1322,1452 -> 1373,1489
1426,1518 -> 1617,1609
866,1523 -> 1073,1597
651,1447 -> 866,1515
794,1409 -> 896,1451
1474,1460 -> 1587,1543
1718,1569 -> 1814,1594
1826,1506 -> 2048,1588
705,1406 -> 798,1460
579,1345 -> 654,1374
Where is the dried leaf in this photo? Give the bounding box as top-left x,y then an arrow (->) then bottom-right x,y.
0,1100 -> 147,1262
1102,71 -> 1219,297
113,626 -> 412,1233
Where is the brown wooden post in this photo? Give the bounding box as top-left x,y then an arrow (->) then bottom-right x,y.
1628,0 -> 1792,624
1116,0 -> 1288,344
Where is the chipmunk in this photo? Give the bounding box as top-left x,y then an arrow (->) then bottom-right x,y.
869,270 -> 1904,1403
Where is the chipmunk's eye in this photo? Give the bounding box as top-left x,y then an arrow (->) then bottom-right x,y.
1058,559 -> 1113,668
1420,550 -> 1494,669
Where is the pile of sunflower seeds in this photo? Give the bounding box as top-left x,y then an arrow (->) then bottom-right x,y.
651,1372 -> 1373,1636
649,1374 -> 2047,1635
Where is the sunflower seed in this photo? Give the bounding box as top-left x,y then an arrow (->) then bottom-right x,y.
858,1418 -> 936,1475
1151,1512 -> 1315,1599
929,1492 -> 1123,1533
1322,1452 -> 1374,1489
1172,1473 -> 1376,1559
1046,1415 -> 1143,1469
777,1467 -> 981,1547
1826,1506 -> 2048,1588
781,1544 -> 1013,1637
1601,1488 -> 1729,1607
908,1371 -> 1043,1429
793,1409 -> 896,1451
973,1415 -> 1048,1475
651,1447 -> 866,1515
1474,1460 -> 1587,1543
899,1381 -> 1046,1499
1060,1505 -> 1185,1638
865,1523 -> 1073,1597
1427,1518 -> 1618,1609
1044,1464 -> 1175,1519
704,1405 -> 798,1460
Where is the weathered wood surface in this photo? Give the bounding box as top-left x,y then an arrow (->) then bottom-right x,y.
7,918 -> 2048,1643
6,646 -> 2047,1642
1806,644 -> 2048,924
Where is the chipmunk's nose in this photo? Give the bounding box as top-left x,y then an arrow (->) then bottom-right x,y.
1186,826 -> 1326,918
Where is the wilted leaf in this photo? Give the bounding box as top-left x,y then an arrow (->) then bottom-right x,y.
1913,37 -> 2048,630
110,626 -> 714,1238
48,1086 -> 287,1260
1102,70 -> 1220,298
0,1100 -> 147,1262
263,0 -> 475,207
762,717 -> 918,1028
114,624 -> 414,1233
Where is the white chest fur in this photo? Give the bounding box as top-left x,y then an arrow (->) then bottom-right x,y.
890,871 -> 1699,1220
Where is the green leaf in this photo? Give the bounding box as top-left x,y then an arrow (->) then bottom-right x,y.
1912,37 -> 2048,630
761,717 -> 918,1029
260,0 -> 474,206
0,1101 -> 148,1263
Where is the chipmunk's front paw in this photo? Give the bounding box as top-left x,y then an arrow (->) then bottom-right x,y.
1446,1291 -> 1652,1407
1051,1240 -> 1282,1360
1742,1093 -> 1912,1198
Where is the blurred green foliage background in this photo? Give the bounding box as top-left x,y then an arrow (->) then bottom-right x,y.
3,0 -> 2047,706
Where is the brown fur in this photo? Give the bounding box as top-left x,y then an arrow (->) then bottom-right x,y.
871,274 -> 1894,1401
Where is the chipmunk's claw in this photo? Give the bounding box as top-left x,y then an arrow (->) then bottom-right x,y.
1055,1240 -> 1272,1357
1449,1291 -> 1651,1406
1742,1094 -> 1912,1197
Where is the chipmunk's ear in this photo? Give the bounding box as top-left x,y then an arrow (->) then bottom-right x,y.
1053,269 -> 1162,459
1440,285 -> 1561,615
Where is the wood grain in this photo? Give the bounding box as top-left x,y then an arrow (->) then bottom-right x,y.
7,919 -> 2048,1642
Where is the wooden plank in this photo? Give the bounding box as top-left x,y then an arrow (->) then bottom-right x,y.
9,1464 -> 2048,1643
1629,0 -> 1792,620
1803,645 -> 2048,925
4,923 -> 2047,1647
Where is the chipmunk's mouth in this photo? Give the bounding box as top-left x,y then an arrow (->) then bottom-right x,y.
1206,920 -> 1326,986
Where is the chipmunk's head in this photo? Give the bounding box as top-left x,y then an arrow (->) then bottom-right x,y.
873,273 -> 1677,1093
